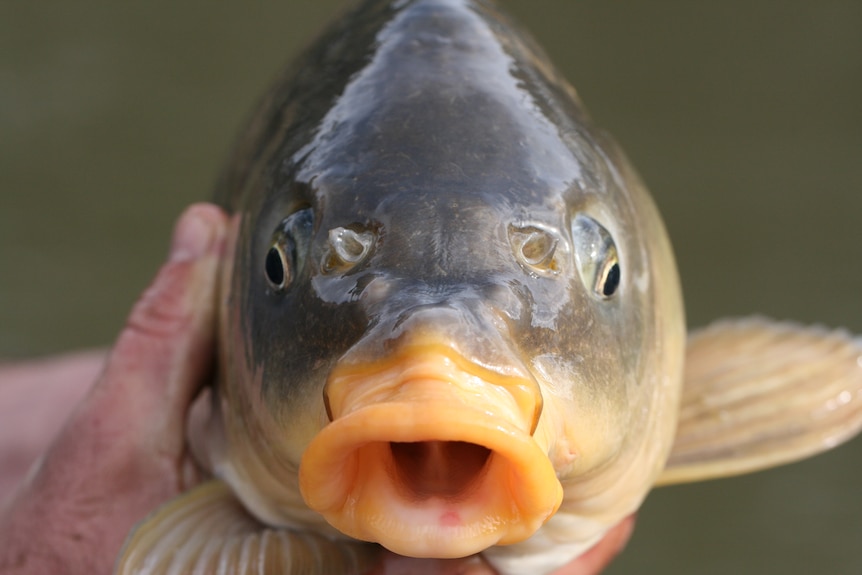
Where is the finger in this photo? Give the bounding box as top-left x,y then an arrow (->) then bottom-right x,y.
87,203 -> 227,449
32,203 -> 226,486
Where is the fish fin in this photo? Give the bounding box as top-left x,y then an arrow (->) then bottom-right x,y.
658,317 -> 862,486
115,479 -> 379,575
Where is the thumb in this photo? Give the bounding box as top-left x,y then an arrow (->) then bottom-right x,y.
91,203 -> 227,443
43,202 -> 228,484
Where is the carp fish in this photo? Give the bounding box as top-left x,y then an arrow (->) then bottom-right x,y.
117,0 -> 862,573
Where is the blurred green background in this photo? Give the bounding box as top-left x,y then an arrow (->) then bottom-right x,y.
1,1 -> 860,573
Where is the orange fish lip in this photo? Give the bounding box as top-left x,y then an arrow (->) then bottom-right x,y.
323,343 -> 544,433
299,347 -> 562,558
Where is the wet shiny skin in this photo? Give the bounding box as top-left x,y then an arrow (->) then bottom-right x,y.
191,0 -> 684,572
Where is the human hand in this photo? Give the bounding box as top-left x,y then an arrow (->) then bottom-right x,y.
0,203 -> 227,574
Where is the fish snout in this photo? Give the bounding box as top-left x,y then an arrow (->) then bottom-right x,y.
298,315 -> 562,558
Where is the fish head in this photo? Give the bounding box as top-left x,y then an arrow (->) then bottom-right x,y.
203,0 -> 685,562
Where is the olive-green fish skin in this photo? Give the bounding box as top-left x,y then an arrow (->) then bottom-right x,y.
218,0 -> 670,401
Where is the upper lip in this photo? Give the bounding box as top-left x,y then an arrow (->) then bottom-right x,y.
324,339 -> 543,434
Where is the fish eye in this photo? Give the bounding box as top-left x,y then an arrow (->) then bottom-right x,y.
265,244 -> 289,289
571,214 -> 621,299
264,207 -> 314,293
599,256 -> 620,297
323,225 -> 376,273
508,224 -> 560,276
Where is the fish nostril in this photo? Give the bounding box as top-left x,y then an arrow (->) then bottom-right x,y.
484,283 -> 530,328
389,440 -> 492,501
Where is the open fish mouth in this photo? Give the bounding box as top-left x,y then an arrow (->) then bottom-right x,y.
299,344 -> 563,558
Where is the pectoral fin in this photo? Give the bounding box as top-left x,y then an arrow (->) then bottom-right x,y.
658,317 -> 862,485
116,480 -> 379,575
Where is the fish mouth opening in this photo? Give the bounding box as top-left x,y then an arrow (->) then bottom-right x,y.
298,347 -> 563,558
389,441 -> 492,501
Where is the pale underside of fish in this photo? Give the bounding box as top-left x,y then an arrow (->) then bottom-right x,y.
115,1 -> 862,574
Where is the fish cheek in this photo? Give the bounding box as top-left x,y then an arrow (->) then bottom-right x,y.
233,207 -> 368,458
515,257 -> 639,476
253,286 -> 368,431
552,310 -> 633,470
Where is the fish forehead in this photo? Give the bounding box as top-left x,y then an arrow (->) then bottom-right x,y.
232,0 -> 646,381
233,0 -> 654,361
284,0 -> 607,226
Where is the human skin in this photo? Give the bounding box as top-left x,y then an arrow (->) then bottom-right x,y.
0,349 -> 108,507
0,203 -> 633,575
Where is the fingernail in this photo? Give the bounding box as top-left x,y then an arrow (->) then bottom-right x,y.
169,206 -> 216,262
